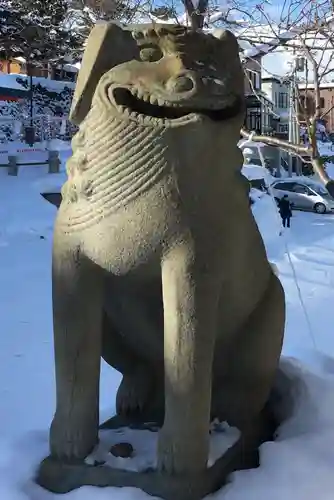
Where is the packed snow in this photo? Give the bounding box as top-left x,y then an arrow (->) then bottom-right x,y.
2,145 -> 334,500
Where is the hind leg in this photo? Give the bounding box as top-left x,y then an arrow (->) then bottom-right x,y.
102,312 -> 153,417
103,275 -> 165,421
102,311 -> 164,421
212,273 -> 285,430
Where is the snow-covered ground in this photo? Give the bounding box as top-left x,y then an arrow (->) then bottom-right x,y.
2,153 -> 334,500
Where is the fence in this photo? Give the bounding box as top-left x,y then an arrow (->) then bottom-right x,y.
5,150 -> 61,176
0,115 -> 77,144
0,115 -> 72,176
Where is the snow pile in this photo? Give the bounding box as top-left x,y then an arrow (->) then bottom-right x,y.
249,187 -> 265,203
86,422 -> 240,471
310,141 -> 334,181
1,160 -> 334,499
32,170 -> 67,195
242,162 -> 275,184
2,355 -> 334,500
252,191 -> 281,248
222,357 -> 334,500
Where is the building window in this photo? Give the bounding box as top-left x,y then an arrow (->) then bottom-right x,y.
247,70 -> 261,91
279,124 -> 288,133
262,102 -> 274,132
246,109 -> 261,133
64,71 -> 76,82
278,92 -> 288,108
320,97 -> 325,108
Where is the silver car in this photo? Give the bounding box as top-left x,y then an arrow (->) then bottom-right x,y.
271,178 -> 334,214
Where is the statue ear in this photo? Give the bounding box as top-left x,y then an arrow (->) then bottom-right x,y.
211,28 -> 244,96
212,28 -> 239,51
212,28 -> 234,40
70,21 -> 137,125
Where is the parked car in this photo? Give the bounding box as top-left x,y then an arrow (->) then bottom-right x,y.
271,178 -> 334,214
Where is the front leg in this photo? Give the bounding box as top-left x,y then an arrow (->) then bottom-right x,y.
158,242 -> 220,475
50,227 -> 103,461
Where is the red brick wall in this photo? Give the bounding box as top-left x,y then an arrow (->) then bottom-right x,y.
299,87 -> 334,131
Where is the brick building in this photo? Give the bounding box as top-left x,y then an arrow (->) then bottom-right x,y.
0,59 -> 21,74
298,82 -> 334,132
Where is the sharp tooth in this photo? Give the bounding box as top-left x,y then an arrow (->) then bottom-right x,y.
142,93 -> 150,102
136,88 -> 143,99
158,98 -> 165,106
150,95 -> 157,105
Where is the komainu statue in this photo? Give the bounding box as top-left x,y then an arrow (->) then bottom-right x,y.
36,21 -> 285,500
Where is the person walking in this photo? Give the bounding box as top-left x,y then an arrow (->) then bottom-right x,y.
278,195 -> 292,228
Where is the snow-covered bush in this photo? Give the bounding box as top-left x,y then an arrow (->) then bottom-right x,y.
0,74 -> 77,142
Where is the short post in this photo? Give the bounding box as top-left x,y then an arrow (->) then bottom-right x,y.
48,150 -> 60,174
24,126 -> 35,146
8,155 -> 18,176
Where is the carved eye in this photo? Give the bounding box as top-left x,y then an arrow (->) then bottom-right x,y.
140,46 -> 163,62
132,30 -> 144,41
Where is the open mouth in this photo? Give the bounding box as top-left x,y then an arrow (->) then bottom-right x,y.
113,88 -> 243,121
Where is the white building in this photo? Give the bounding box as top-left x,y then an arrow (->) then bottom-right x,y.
261,76 -> 291,137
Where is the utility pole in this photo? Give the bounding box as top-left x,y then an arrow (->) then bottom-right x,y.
288,55 -> 303,176
288,78 -> 294,176
293,80 -> 302,175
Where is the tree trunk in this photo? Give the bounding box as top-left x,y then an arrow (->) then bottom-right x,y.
182,0 -> 208,30
26,61 -> 34,128
48,63 -> 56,80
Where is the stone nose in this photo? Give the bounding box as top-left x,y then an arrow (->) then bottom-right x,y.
166,75 -> 195,94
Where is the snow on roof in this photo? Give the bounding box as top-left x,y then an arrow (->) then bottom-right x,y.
0,73 -> 75,91
242,163 -> 267,180
0,73 -> 28,90
62,64 -> 78,73
13,56 -> 26,63
298,82 -> 334,89
262,76 -> 291,84
238,139 -> 267,149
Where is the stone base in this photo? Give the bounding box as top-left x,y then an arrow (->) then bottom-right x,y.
35,408 -> 276,500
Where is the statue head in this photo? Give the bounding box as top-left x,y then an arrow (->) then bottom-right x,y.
70,22 -> 245,127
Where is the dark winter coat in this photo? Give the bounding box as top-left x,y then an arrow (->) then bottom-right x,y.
278,198 -> 292,218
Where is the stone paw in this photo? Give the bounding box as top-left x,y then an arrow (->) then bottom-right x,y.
116,370 -> 152,417
50,413 -> 98,461
157,429 -> 177,474
157,426 -> 209,475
